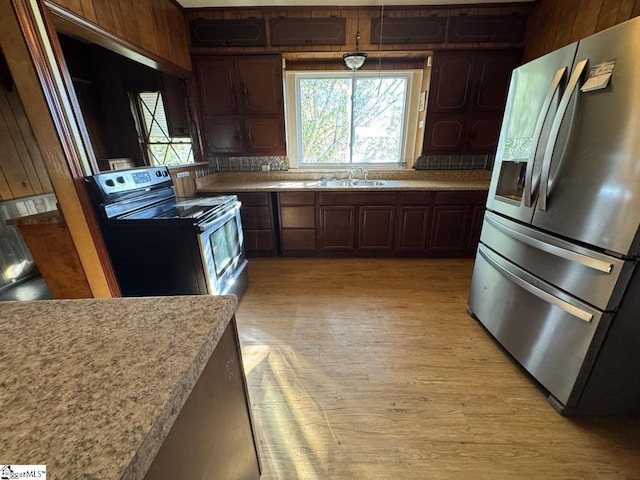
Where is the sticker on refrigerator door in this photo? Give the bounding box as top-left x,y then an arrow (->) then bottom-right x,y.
581,60 -> 616,93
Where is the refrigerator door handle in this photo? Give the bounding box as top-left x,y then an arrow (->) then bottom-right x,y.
538,59 -> 588,211
523,67 -> 567,207
485,214 -> 614,274
478,246 -> 594,323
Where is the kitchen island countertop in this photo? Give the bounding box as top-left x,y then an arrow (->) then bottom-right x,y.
0,295 -> 237,479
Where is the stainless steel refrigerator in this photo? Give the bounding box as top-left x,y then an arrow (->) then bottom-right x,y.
468,16 -> 640,415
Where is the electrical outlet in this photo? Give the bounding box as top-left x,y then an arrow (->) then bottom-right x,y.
176,171 -> 190,178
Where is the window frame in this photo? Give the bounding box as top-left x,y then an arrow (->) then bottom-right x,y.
132,91 -> 195,167
285,69 -> 423,170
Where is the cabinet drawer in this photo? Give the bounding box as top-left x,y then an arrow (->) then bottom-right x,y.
242,205 -> 273,230
244,230 -> 274,252
282,230 -> 316,251
319,192 -> 396,206
434,190 -> 487,205
280,206 -> 315,229
279,191 -> 315,205
398,191 -> 434,205
237,192 -> 271,206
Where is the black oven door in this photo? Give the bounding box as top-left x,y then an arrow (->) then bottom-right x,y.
197,201 -> 248,296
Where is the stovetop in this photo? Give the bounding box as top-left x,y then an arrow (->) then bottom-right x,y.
120,195 -> 238,222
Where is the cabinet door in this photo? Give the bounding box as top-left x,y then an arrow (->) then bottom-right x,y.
358,206 -> 395,251
237,55 -> 283,115
467,204 -> 485,255
241,205 -> 273,230
162,74 -> 190,137
202,116 -> 242,155
319,206 -> 356,251
281,206 -> 315,229
245,117 -> 286,155
269,17 -> 346,46
194,57 -> 238,115
244,230 -> 275,253
464,114 -> 502,154
395,206 -> 430,252
472,51 -> 521,112
427,205 -> 472,255
423,113 -> 466,153
143,319 -> 260,480
237,193 -> 276,256
428,52 -> 474,113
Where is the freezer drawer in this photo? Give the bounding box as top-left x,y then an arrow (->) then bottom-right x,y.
468,244 -> 610,408
481,211 -> 633,311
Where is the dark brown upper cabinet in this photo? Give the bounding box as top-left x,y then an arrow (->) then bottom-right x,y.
428,50 -> 521,114
193,54 -> 285,157
189,18 -> 267,47
423,49 -> 521,154
195,57 -> 238,116
448,15 -> 527,44
370,16 -> 447,44
162,74 -> 191,137
237,56 -> 284,115
269,17 -> 346,46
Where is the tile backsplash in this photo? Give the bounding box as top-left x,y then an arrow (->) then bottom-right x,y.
414,154 -> 495,170
210,156 -> 289,172
208,155 -> 494,172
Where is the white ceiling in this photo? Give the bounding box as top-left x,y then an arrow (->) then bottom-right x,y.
178,0 -> 533,8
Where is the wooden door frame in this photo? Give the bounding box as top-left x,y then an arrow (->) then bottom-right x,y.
1,0 -> 120,297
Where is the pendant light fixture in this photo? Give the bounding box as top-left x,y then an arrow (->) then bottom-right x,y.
343,10 -> 367,71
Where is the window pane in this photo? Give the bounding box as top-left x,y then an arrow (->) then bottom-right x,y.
139,92 -> 170,139
299,78 -> 351,164
353,77 -> 406,163
137,92 -> 194,166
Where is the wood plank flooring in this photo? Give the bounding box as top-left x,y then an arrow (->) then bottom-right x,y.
236,258 -> 640,480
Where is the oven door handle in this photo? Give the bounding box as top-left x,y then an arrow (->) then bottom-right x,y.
197,202 -> 241,232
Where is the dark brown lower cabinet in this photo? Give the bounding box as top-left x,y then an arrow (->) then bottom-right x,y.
395,206 -> 431,252
217,189 -> 486,258
394,191 -> 434,254
467,204 -> 486,255
358,205 -> 395,251
236,193 -> 276,257
426,191 -> 487,257
428,205 -> 472,254
279,192 -> 316,254
143,317 -> 260,480
319,205 -> 356,251
317,192 -> 396,255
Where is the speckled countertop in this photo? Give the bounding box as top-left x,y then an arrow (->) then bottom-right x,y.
196,170 -> 492,193
0,295 -> 238,480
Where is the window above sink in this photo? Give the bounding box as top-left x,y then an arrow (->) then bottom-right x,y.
285,70 -> 423,170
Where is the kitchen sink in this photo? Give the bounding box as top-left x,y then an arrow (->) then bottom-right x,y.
317,179 -> 387,188
276,179 -> 389,188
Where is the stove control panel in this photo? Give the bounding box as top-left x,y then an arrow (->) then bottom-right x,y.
88,166 -> 172,197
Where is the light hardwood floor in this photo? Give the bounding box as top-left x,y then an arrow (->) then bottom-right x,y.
236,258 -> 640,480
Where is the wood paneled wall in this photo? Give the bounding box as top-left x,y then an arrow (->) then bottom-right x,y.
524,0 -> 640,61
169,163 -> 211,197
0,53 -> 53,200
48,0 -> 191,72
186,4 -> 532,55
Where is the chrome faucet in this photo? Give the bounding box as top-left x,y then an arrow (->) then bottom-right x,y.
348,166 -> 368,182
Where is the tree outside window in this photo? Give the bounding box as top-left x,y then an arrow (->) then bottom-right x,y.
297,73 -> 408,166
